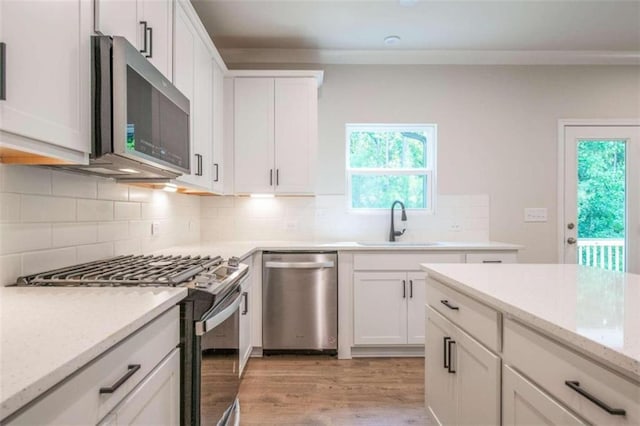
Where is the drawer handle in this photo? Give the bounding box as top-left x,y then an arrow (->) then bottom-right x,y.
564,381 -> 626,416
447,340 -> 456,374
482,260 -> 502,264
242,291 -> 248,315
440,299 -> 460,310
99,364 -> 141,394
443,337 -> 451,369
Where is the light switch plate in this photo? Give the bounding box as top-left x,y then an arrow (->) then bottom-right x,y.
524,208 -> 548,222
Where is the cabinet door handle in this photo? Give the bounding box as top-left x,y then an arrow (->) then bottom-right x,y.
482,260 -> 502,264
440,299 -> 459,310
139,21 -> 149,55
0,42 -> 6,101
447,340 -> 456,373
242,291 -> 248,315
99,364 -> 141,394
402,280 -> 406,298
409,280 -> 413,298
146,26 -> 153,58
276,169 -> 279,186
443,336 -> 451,369
564,381 -> 626,416
213,163 -> 219,182
269,169 -> 273,186
195,154 -> 202,176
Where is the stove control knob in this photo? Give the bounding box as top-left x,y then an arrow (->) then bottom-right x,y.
228,256 -> 240,268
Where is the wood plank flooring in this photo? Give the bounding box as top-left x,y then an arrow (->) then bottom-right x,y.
238,356 -> 430,425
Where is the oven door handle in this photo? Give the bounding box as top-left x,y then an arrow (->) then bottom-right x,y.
195,291 -> 243,336
264,261 -> 335,269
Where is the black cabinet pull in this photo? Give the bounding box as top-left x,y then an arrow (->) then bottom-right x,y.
99,364 -> 141,394
443,336 -> 451,369
482,260 -> 502,264
440,299 -> 459,310
242,291 -> 248,315
447,340 -> 456,373
195,154 -> 202,176
146,26 -> 153,58
213,163 -> 219,182
402,280 -> 406,298
565,381 -> 626,416
0,42 -> 6,101
409,280 -> 413,298
276,169 -> 279,186
269,169 -> 273,186
139,21 -> 149,55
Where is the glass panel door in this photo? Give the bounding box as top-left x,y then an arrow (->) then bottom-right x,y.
564,126 -> 640,273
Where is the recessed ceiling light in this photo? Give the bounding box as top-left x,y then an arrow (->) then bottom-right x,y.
384,35 -> 401,46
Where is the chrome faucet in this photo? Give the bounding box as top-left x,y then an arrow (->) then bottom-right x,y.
389,200 -> 407,242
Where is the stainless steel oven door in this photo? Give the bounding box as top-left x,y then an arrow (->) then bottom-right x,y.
194,286 -> 242,426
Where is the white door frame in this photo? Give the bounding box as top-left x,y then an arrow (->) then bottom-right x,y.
557,119 -> 640,264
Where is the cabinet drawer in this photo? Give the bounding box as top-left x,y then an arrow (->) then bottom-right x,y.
7,307 -> 180,425
353,252 -> 464,271
426,278 -> 500,351
503,365 -> 586,425
504,319 -> 640,426
465,251 -> 518,264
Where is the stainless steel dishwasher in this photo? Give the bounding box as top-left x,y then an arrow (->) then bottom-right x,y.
262,252 -> 338,353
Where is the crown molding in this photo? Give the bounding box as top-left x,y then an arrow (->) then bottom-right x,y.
220,48 -> 640,66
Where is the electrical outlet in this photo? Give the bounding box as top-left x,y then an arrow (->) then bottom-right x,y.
449,223 -> 461,232
152,221 -> 160,235
524,208 -> 548,223
284,220 -> 298,231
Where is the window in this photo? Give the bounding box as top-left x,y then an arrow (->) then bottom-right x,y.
346,124 -> 436,211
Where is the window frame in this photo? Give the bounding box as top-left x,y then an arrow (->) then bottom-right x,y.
345,123 -> 437,214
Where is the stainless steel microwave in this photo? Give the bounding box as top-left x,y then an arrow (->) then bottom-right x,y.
62,36 -> 190,181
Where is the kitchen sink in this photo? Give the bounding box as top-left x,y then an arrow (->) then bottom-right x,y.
356,241 -> 443,247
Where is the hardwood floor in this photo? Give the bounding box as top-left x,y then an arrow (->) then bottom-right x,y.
238,356 -> 430,425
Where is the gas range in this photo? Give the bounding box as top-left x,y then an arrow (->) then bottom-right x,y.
16,254 -> 248,304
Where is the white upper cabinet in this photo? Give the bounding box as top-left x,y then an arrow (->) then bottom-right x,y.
211,62 -> 225,194
95,0 -> 173,80
234,77 -> 318,195
0,0 -> 92,163
173,0 -> 213,190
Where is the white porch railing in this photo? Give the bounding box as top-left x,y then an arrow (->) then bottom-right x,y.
577,238 -> 625,272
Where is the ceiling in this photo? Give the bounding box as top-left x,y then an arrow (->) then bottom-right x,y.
190,1 -> 640,50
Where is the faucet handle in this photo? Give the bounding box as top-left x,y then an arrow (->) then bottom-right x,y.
394,228 -> 406,237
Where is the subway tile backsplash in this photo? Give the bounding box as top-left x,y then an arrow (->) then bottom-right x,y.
0,165 -> 491,286
0,165 -> 201,286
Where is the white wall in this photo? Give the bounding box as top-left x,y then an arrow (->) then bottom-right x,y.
227,63 -> 640,263
0,165 -> 201,286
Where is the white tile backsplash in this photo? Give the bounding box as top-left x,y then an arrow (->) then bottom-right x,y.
52,171 -> 97,199
0,165 -> 201,285
52,223 -> 98,247
22,247 -> 77,276
21,195 -> 76,223
77,199 -> 114,222
200,194 -> 490,243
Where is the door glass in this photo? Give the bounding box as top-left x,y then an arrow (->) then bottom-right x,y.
577,140 -> 626,271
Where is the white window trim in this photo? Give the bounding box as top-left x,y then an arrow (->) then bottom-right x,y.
345,123 -> 437,214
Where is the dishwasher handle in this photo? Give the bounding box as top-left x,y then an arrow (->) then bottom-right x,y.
265,261 -> 335,269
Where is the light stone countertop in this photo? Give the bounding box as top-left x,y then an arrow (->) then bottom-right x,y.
0,286 -> 187,421
420,263 -> 640,382
155,240 -> 522,261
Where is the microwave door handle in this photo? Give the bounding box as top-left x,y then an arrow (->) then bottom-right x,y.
195,292 -> 242,336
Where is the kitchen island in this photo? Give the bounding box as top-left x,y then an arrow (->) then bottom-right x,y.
421,263 -> 639,425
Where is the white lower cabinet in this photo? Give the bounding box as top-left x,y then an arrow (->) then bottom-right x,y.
354,271 -> 425,345
6,307 -> 180,425
99,349 -> 180,426
425,306 -> 500,425
503,365 -> 586,426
